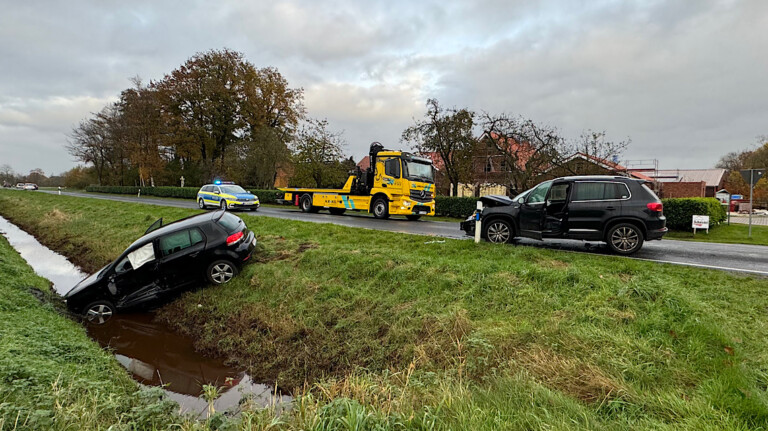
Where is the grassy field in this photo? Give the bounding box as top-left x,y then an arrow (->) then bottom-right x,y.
1,189 -> 768,430
665,222 -> 768,246
0,233 -> 179,430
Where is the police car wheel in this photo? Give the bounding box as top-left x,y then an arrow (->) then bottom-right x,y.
220,200 -> 227,211
198,198 -> 206,209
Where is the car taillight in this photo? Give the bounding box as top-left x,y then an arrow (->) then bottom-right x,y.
226,231 -> 244,245
647,202 -> 663,212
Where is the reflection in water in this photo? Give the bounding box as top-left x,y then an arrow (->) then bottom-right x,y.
88,313 -> 291,417
0,215 -> 290,417
0,215 -> 88,294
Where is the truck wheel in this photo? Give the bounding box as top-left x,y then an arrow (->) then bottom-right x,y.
606,223 -> 644,255
406,215 -> 421,221
329,208 -> 346,215
300,194 -> 319,213
372,197 -> 389,219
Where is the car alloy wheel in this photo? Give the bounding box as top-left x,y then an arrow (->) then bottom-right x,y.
486,220 -> 511,243
198,199 -> 206,209
220,200 -> 227,210
85,302 -> 114,325
210,262 -> 235,284
609,224 -> 642,254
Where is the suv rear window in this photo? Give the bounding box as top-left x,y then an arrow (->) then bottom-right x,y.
216,212 -> 243,233
573,182 -> 630,201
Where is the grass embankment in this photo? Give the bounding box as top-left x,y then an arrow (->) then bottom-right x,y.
665,223 -> 768,246
0,234 -> 178,430
1,189 -> 768,430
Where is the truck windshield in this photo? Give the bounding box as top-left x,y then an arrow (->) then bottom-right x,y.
403,161 -> 434,183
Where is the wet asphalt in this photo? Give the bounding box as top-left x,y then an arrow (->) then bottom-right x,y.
39,190 -> 768,276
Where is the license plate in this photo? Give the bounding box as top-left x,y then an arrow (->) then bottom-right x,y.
418,211 -> 426,215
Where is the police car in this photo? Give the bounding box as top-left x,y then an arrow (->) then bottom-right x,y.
197,181 -> 260,211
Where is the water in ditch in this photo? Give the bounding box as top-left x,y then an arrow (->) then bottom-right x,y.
0,215 -> 290,418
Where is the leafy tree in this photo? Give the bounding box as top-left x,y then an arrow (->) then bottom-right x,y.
402,99 -> 475,196
0,164 -> 14,186
62,166 -> 96,189
290,119 -> 348,188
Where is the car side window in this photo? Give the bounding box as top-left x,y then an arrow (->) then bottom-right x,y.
214,187 -> 221,194
115,256 -> 133,274
158,228 -> 204,257
573,182 -> 630,201
202,186 -> 211,193
547,183 -> 569,202
384,158 -> 401,178
526,181 -> 552,204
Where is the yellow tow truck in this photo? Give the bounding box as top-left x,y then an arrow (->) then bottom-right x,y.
279,143 -> 436,220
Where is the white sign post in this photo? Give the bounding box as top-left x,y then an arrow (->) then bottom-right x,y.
692,215 -> 709,235
474,201 -> 483,243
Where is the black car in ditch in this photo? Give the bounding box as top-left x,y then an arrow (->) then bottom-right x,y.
460,176 -> 667,255
64,210 -> 256,323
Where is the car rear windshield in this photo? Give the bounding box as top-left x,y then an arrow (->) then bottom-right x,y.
217,212 -> 243,233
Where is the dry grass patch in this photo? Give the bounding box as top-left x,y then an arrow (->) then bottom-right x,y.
512,346 -> 632,404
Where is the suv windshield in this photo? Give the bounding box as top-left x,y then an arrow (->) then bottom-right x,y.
220,185 -> 247,194
402,161 -> 434,183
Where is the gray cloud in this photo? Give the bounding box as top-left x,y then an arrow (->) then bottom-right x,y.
1,0 -> 766,175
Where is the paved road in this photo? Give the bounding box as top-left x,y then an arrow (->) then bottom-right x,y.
39,190 -> 768,276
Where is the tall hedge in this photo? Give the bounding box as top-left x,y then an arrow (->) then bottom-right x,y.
434,196 -> 477,219
661,197 -> 727,230
85,185 -> 282,204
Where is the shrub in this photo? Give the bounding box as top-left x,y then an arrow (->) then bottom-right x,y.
85,185 -> 282,203
435,196 -> 477,219
661,197 -> 727,230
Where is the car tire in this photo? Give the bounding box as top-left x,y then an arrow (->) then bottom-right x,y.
372,197 -> 389,219
606,223 -> 644,255
207,260 -> 238,285
483,219 -> 514,244
220,200 -> 227,211
329,208 -> 346,215
198,198 -> 206,209
406,215 -> 421,221
83,300 -> 115,325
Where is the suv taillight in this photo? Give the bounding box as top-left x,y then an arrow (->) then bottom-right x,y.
647,202 -> 663,212
226,231 -> 244,245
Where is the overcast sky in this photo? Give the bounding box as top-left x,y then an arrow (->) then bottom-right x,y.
1,0 -> 767,176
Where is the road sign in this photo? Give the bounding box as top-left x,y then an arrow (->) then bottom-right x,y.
740,169 -> 765,186
731,194 -> 743,200
692,215 -> 709,234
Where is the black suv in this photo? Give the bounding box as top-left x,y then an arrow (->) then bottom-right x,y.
64,210 -> 256,323
460,176 -> 667,255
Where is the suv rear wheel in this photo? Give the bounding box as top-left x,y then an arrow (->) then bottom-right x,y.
607,223 -> 644,255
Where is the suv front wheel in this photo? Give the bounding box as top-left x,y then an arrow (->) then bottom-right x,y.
606,223 -> 644,255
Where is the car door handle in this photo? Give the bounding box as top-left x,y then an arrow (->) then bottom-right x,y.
189,252 -> 200,258
606,206 -> 617,210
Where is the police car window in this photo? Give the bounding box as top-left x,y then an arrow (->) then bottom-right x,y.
159,229 -> 200,257
203,186 -> 213,192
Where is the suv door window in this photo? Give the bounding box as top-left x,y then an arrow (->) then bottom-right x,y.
159,229 -> 205,257
526,181 -> 552,204
573,182 -> 629,201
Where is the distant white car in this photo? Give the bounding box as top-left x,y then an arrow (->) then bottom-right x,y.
22,183 -> 38,190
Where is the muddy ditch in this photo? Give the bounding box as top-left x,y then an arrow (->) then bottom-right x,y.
0,216 -> 290,418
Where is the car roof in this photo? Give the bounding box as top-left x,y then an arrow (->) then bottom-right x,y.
553,175 -> 641,183
128,210 -> 225,249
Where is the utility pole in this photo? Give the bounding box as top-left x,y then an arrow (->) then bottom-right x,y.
740,169 -> 766,237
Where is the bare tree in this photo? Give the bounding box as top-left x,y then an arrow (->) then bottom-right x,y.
479,113 -> 567,193
402,99 -> 475,196
559,130 -> 630,175
290,119 -> 348,188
